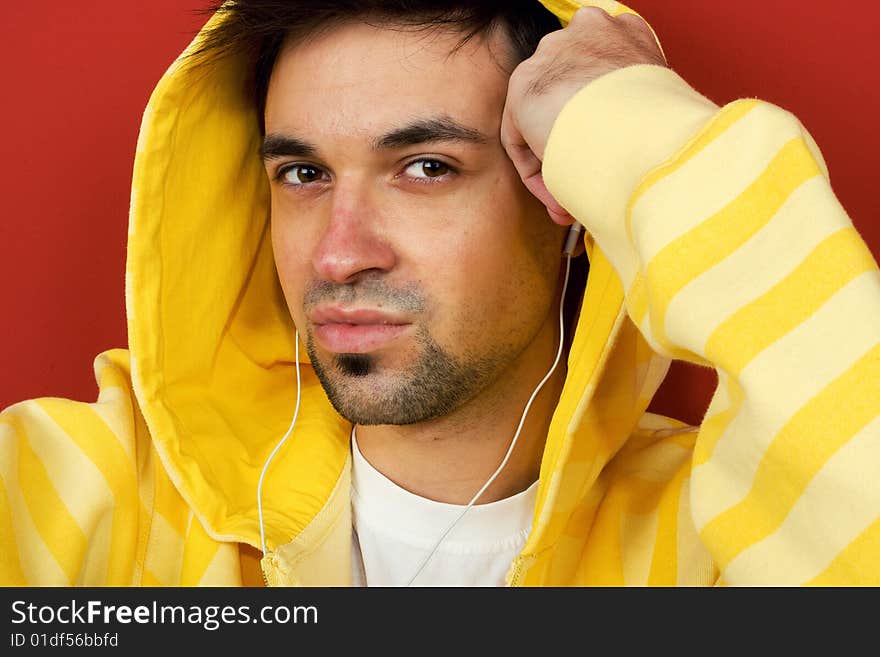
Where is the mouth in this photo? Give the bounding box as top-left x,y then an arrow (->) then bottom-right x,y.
309,307 -> 411,354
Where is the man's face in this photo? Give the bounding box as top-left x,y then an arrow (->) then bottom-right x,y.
264,20 -> 568,425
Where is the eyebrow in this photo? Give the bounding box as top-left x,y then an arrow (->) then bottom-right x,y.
260,134 -> 316,161
260,115 -> 490,162
374,116 -> 490,150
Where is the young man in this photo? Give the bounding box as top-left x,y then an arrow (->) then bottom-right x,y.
1,0 -> 878,586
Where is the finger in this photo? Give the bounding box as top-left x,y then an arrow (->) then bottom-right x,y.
500,99 -> 541,181
522,171 -> 575,226
616,12 -> 667,62
569,5 -> 613,25
500,104 -> 574,226
616,11 -> 651,31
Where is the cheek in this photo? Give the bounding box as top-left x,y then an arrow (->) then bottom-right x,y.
457,174 -> 562,285
270,209 -> 310,321
416,211 -> 561,347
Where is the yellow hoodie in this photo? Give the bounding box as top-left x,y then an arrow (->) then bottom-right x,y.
2,0 -> 878,587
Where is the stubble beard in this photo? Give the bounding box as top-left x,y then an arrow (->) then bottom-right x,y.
306,326 -> 499,426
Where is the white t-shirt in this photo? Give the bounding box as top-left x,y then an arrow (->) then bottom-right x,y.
350,430 -> 537,587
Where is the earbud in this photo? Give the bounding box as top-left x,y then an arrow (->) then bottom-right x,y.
563,222 -> 583,257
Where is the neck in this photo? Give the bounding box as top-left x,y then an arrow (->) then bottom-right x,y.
354,311 -> 566,506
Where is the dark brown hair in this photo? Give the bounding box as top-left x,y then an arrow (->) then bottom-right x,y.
194,1 -> 562,132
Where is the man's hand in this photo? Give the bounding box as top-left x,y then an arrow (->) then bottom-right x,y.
500,6 -> 667,225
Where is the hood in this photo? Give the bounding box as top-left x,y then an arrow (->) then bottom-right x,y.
125,0 -> 670,561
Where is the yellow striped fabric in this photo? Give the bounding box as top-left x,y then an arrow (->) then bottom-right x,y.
544,64 -> 880,585
0,350 -> 248,587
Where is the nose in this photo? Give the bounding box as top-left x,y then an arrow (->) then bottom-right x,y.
311,181 -> 397,284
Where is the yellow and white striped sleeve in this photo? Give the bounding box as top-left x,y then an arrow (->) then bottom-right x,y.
0,350 -> 144,585
543,64 -> 880,585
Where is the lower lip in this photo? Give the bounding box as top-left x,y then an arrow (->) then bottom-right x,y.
313,323 -> 410,354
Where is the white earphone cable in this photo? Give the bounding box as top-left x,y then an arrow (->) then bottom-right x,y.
404,251 -> 575,586
257,330 -> 302,556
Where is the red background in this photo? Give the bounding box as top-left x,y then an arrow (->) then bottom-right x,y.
1,1 -> 878,424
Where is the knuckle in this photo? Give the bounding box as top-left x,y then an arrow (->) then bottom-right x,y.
536,29 -> 563,49
570,6 -> 609,23
618,12 -> 651,34
506,66 -> 530,98
535,33 -> 551,50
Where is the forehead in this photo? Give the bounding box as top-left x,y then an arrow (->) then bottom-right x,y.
264,20 -> 512,136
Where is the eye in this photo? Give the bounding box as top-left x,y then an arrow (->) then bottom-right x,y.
404,158 -> 453,181
278,164 -> 326,186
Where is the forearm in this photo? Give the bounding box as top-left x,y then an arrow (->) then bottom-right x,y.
544,65 -> 880,584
